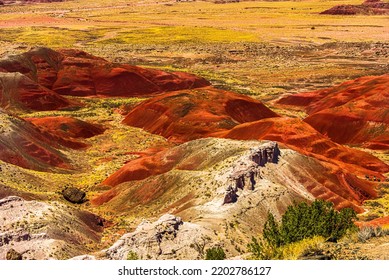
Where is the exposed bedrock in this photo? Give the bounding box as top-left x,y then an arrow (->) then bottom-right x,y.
101,214 -> 209,260
224,142 -> 280,204
0,196 -> 104,260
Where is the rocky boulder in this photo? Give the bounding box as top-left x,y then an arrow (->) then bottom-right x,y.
62,187 -> 86,204
223,142 -> 280,204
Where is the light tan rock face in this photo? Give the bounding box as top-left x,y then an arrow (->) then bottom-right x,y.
102,214 -> 211,260
0,196 -> 104,260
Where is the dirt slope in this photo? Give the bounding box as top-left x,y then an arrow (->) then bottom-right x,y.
277,75 -> 389,149
0,47 -> 210,98
26,116 -> 105,140
0,72 -> 75,112
0,196 -> 104,260
123,87 -> 279,142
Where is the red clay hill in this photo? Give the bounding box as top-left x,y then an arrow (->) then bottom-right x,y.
0,102 -> 106,171
0,47 -> 209,98
277,74 -> 389,150
122,87 -> 279,142
97,136 -> 380,214
1,47 -> 388,215
26,116 -> 105,140
0,110 -> 106,170
211,117 -> 388,176
0,72 -> 76,112
321,0 -> 389,15
0,109 -> 73,171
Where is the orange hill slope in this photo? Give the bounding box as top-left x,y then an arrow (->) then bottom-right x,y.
277,75 -> 389,149
122,84 -> 387,176
211,118 -> 387,212
0,110 -> 74,171
0,72 -> 76,112
0,47 -> 209,98
26,116 -> 105,140
122,87 -> 279,142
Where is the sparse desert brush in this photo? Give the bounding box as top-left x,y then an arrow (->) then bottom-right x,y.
0,26 -> 105,49
99,26 -> 259,46
339,228 -> 360,243
247,235 -> 325,260
278,236 -> 325,260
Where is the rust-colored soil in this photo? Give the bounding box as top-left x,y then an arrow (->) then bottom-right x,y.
122,87 -> 279,142
321,0 -> 389,15
212,117 -> 388,175
26,116 -> 105,139
356,216 -> 389,227
0,111 -> 73,170
277,75 -> 389,149
0,72 -> 75,112
0,47 -> 210,98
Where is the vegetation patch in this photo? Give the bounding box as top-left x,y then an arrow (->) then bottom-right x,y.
99,26 -> 259,45
205,246 -> 226,260
248,200 -> 358,260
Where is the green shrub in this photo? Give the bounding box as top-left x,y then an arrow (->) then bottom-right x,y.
205,246 -> 226,260
248,200 -> 357,259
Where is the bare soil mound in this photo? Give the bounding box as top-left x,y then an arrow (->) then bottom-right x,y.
0,47 -> 210,98
93,138 -> 378,249
26,116 -> 105,140
277,75 -> 389,149
122,87 -> 279,142
0,196 -> 104,260
0,72 -> 75,112
321,0 -> 389,15
0,110 -> 86,170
